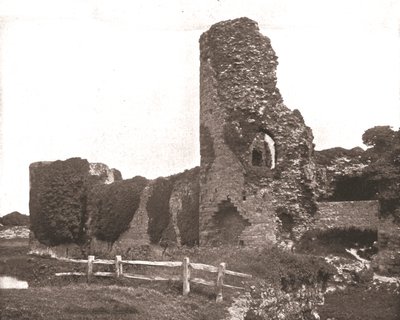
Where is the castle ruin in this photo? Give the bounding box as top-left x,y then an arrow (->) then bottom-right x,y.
28,18 -> 398,275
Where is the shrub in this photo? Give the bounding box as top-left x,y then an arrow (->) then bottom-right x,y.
243,247 -> 333,290
1,211 -> 29,226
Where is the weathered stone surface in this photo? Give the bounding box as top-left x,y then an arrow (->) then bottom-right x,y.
199,17 -> 316,246
168,168 -> 200,246
89,162 -> 122,184
314,147 -> 369,201
314,201 -> 380,231
373,221 -> 400,275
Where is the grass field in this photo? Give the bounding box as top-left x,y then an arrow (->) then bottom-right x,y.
1,284 -> 228,320
1,236 -> 399,319
318,284 -> 400,320
0,238 -> 229,320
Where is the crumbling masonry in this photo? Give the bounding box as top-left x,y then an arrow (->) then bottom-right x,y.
29,18 -> 398,274
198,18 -> 316,246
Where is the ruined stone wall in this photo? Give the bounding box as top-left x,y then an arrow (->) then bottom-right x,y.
199,18 -> 317,246
87,168 -> 200,257
167,167 -> 200,246
314,201 -> 379,231
373,221 -> 400,275
314,147 -> 369,201
30,158 -> 200,258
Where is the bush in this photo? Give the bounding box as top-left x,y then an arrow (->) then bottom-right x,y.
167,246 -> 333,291
243,247 -> 333,290
0,211 -> 29,226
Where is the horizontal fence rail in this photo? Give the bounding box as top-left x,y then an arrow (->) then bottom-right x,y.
54,255 -> 252,302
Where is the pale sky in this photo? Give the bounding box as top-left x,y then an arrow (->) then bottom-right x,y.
0,0 -> 399,216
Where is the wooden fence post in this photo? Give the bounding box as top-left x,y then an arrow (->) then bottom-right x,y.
182,257 -> 190,296
216,262 -> 226,303
87,255 -> 95,284
115,255 -> 122,278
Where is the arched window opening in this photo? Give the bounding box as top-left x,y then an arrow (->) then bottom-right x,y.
250,132 -> 276,169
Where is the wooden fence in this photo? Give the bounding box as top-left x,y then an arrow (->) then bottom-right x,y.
55,255 -> 252,302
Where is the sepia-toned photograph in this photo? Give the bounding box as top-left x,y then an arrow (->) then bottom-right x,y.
1,1 -> 399,319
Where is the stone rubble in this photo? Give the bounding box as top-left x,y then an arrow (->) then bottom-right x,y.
0,226 -> 30,239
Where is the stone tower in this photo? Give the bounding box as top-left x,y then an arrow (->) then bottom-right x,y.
199,18 -> 316,246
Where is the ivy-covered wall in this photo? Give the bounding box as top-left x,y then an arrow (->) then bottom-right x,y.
29,158 -> 120,246
29,157 -> 200,255
170,168 -> 200,246
146,176 -> 176,244
145,168 -> 200,246
88,176 -> 148,243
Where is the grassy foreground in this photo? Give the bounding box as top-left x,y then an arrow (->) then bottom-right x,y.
1,284 -> 226,320
318,284 -> 400,320
0,238 -> 228,319
1,236 -> 400,319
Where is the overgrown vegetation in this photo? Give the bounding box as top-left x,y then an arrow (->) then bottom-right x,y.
314,147 -> 365,166
91,176 -> 148,243
166,246 -> 333,291
318,285 -> 400,320
0,285 -> 227,320
176,168 -> 200,246
30,158 -> 91,246
0,212 -> 29,226
315,126 -> 400,222
297,227 -> 378,257
3,237 -> 399,320
147,177 -> 176,244
361,126 -> 400,221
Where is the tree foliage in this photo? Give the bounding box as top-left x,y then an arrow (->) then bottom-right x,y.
0,211 -> 30,226
361,126 -> 400,220
362,126 -> 396,149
